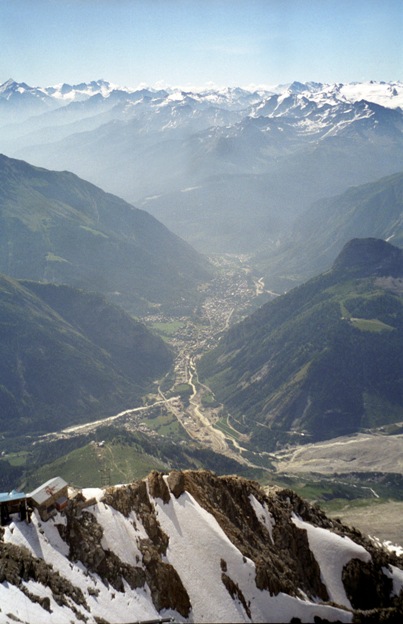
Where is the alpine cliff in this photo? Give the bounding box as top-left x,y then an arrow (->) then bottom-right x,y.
0,276 -> 172,434
1,470 -> 403,623
0,154 -> 211,315
198,239 -> 403,448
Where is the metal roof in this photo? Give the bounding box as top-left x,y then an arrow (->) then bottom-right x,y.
0,490 -> 26,503
28,476 -> 68,505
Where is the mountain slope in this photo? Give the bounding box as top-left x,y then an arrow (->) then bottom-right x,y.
0,276 -> 172,434
258,171 -> 403,291
1,470 -> 403,623
0,154 -> 211,315
199,239 -> 403,448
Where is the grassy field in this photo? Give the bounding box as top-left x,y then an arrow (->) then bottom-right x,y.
214,417 -> 242,441
142,411 -> 189,441
350,317 -> 395,332
146,417 -> 184,439
22,442 -> 168,491
5,451 -> 30,467
150,321 -> 185,337
201,392 -> 219,407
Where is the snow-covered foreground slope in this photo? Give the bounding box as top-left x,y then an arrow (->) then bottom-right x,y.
1,470 -> 403,623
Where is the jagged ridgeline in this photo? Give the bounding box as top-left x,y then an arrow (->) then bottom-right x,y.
199,239 -> 403,448
0,154 -> 211,315
0,276 -> 172,434
1,470 -> 403,623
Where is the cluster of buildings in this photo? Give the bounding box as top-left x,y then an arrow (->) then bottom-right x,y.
0,476 -> 69,526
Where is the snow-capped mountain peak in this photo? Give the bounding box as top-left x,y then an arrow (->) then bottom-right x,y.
0,78 -> 50,100
1,78 -> 403,125
43,79 -> 126,101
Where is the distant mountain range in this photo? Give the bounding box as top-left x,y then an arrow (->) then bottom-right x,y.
1,77 -> 403,119
2,469 -> 403,623
0,276 -> 172,434
199,238 -> 403,448
0,154 -> 211,315
1,79 -> 403,253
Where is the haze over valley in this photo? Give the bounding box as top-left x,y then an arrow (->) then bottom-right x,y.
2,78 -> 403,259
1,1 -> 403,621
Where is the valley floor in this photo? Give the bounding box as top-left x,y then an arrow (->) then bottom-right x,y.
326,500 -> 403,548
272,432 -> 403,475
4,254 -> 403,552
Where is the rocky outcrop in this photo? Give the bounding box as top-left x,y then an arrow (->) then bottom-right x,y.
54,487 -> 191,617
147,470 -> 171,503
0,540 -> 88,617
58,504 -> 146,593
222,572 -> 251,619
101,477 -> 169,555
274,486 -> 403,612
138,541 -> 191,617
166,469 -> 185,498
100,474 -> 191,617
176,470 -> 327,599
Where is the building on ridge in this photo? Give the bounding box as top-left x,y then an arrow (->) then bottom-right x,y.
0,490 -> 27,526
28,476 -> 69,521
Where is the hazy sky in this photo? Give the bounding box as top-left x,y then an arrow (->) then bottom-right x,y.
1,0 -> 402,89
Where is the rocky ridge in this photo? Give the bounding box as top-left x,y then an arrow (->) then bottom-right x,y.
1,470 -> 403,623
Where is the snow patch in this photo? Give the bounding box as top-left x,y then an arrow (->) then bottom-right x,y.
382,565 -> 403,597
384,540 -> 403,557
248,494 -> 275,543
292,514 -> 371,609
181,186 -> 202,193
82,487 -> 104,502
0,581 -> 77,624
90,501 -> 147,566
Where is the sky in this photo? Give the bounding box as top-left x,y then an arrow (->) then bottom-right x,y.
0,0 -> 402,89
